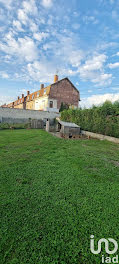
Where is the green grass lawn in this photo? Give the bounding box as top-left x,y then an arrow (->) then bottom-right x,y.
0,129 -> 119,264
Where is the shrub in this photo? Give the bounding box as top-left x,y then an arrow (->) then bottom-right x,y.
0,123 -> 30,130
59,102 -> 69,112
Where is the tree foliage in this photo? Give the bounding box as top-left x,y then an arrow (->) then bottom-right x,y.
59,102 -> 69,112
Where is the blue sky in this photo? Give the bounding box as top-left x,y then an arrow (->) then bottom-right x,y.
0,0 -> 119,107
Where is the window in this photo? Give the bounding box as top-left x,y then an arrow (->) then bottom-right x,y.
50,101 -> 53,108
32,94 -> 34,100
44,89 -> 46,95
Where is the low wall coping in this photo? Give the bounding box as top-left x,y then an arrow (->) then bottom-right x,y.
81,130 -> 119,144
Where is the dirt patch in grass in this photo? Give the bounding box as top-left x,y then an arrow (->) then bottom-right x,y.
110,160 -> 119,167
32,149 -> 40,153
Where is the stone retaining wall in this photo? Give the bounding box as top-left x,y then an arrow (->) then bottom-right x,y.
81,130 -> 119,144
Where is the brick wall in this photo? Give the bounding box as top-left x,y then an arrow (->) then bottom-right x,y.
49,79 -> 79,109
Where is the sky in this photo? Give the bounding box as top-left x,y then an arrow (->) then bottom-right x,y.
0,0 -> 119,108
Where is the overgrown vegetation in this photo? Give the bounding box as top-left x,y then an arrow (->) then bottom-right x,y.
59,102 -> 69,112
0,122 -> 30,130
61,100 -> 119,138
0,129 -> 119,264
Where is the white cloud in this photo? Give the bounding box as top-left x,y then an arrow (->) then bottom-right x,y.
80,54 -> 107,71
13,20 -> 24,32
0,26 -> 5,32
0,95 -> 16,106
42,43 -> 53,50
0,0 -> 13,9
18,37 -> 38,61
41,0 -> 53,8
111,51 -> 119,57
68,50 -> 83,67
0,28 -> 84,82
0,71 -> 9,79
22,0 -> 38,15
91,73 -> 112,86
53,33 -> 84,68
88,90 -> 93,93
80,93 -> 119,108
4,55 -> 11,62
25,59 -> 79,83
26,60 -> 55,82
40,33 -> 84,77
72,24 -> 80,30
83,15 -> 99,25
112,87 -> 119,91
0,98 -> 9,106
25,61 -> 76,83
17,2 -> 38,32
108,62 -> 119,69
30,21 -> 38,32
73,11 -> 79,17
17,0 -> 38,32
78,54 -> 112,86
38,17 -> 45,24
18,9 -> 28,25
0,34 -> 38,62
33,32 -> 49,41
98,42 -> 118,51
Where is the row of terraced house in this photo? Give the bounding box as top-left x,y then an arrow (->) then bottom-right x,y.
1,75 -> 80,113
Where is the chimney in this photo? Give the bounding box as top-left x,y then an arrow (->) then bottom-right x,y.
18,96 -> 20,100
27,91 -> 30,96
54,75 -> 58,83
22,94 -> 24,98
40,84 -> 44,89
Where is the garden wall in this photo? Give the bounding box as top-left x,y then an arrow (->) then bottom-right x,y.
0,107 -> 60,124
81,130 -> 119,144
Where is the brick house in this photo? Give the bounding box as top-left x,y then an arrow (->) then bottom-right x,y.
1,75 -> 80,112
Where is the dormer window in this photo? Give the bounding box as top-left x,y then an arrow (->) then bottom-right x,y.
32,94 -> 34,100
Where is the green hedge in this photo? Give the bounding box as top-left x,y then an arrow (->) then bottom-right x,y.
61,101 -> 119,138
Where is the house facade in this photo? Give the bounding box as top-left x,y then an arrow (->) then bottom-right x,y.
1,75 -> 80,112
